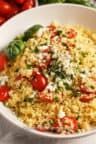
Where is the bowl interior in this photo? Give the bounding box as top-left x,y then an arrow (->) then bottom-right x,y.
0,4 -> 96,138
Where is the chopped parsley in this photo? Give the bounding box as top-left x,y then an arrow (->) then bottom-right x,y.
26,64 -> 32,69
54,96 -> 59,102
32,47 -> 39,53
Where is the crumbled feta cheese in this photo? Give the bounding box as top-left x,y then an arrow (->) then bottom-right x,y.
37,53 -> 43,60
66,68 -> 74,76
62,53 -> 71,69
58,80 -> 64,87
0,76 -> 8,85
56,77 -> 61,82
46,82 -> 56,92
38,45 -> 48,51
58,107 -> 66,118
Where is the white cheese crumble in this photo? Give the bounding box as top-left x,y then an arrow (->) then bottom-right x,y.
62,52 -> 71,69
37,53 -> 43,60
58,80 -> 64,87
58,107 -> 66,118
0,76 -> 8,85
38,45 -> 48,51
46,82 -> 57,92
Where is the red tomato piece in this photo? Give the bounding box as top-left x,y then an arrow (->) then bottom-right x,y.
0,16 -> 5,25
15,74 -> 28,81
15,75 -> 23,81
67,41 -> 76,48
38,63 -> 46,70
31,72 -> 48,91
45,55 -> 51,67
80,94 -> 94,103
67,29 -> 77,39
22,0 -> 35,11
15,0 -> 26,4
61,116 -> 78,132
48,25 -> 56,32
52,118 -> 61,128
0,0 -> 13,16
38,92 -> 53,103
80,84 -> 95,94
36,127 -> 49,132
0,0 -> 19,18
8,0 -> 20,16
0,53 -> 8,71
0,85 -> 10,101
50,31 -> 57,39
10,3 -> 19,16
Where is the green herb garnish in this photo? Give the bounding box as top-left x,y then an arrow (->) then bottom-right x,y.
54,96 -> 59,102
7,39 -> 25,59
23,25 -> 43,41
49,119 -> 54,125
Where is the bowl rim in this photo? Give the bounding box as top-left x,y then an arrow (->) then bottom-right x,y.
0,3 -> 96,139
1,3 -> 96,29
0,105 -> 96,139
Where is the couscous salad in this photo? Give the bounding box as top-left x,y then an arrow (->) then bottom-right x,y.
0,22 -> 96,134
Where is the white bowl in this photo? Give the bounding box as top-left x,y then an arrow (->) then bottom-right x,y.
0,4 -> 96,144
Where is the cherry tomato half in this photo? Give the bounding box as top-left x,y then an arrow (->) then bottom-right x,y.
22,0 -> 35,11
80,94 -> 94,103
9,1 -> 19,16
15,74 -> 23,81
31,71 -> 48,91
38,92 -> 53,103
36,127 -> 49,132
0,53 -> 8,71
61,116 -> 78,132
0,16 -> 5,25
15,74 -> 28,81
80,84 -> 95,94
0,0 -> 13,16
67,29 -> 77,39
0,0 -> 19,18
15,0 -> 26,4
0,85 -> 10,101
52,118 -> 61,128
